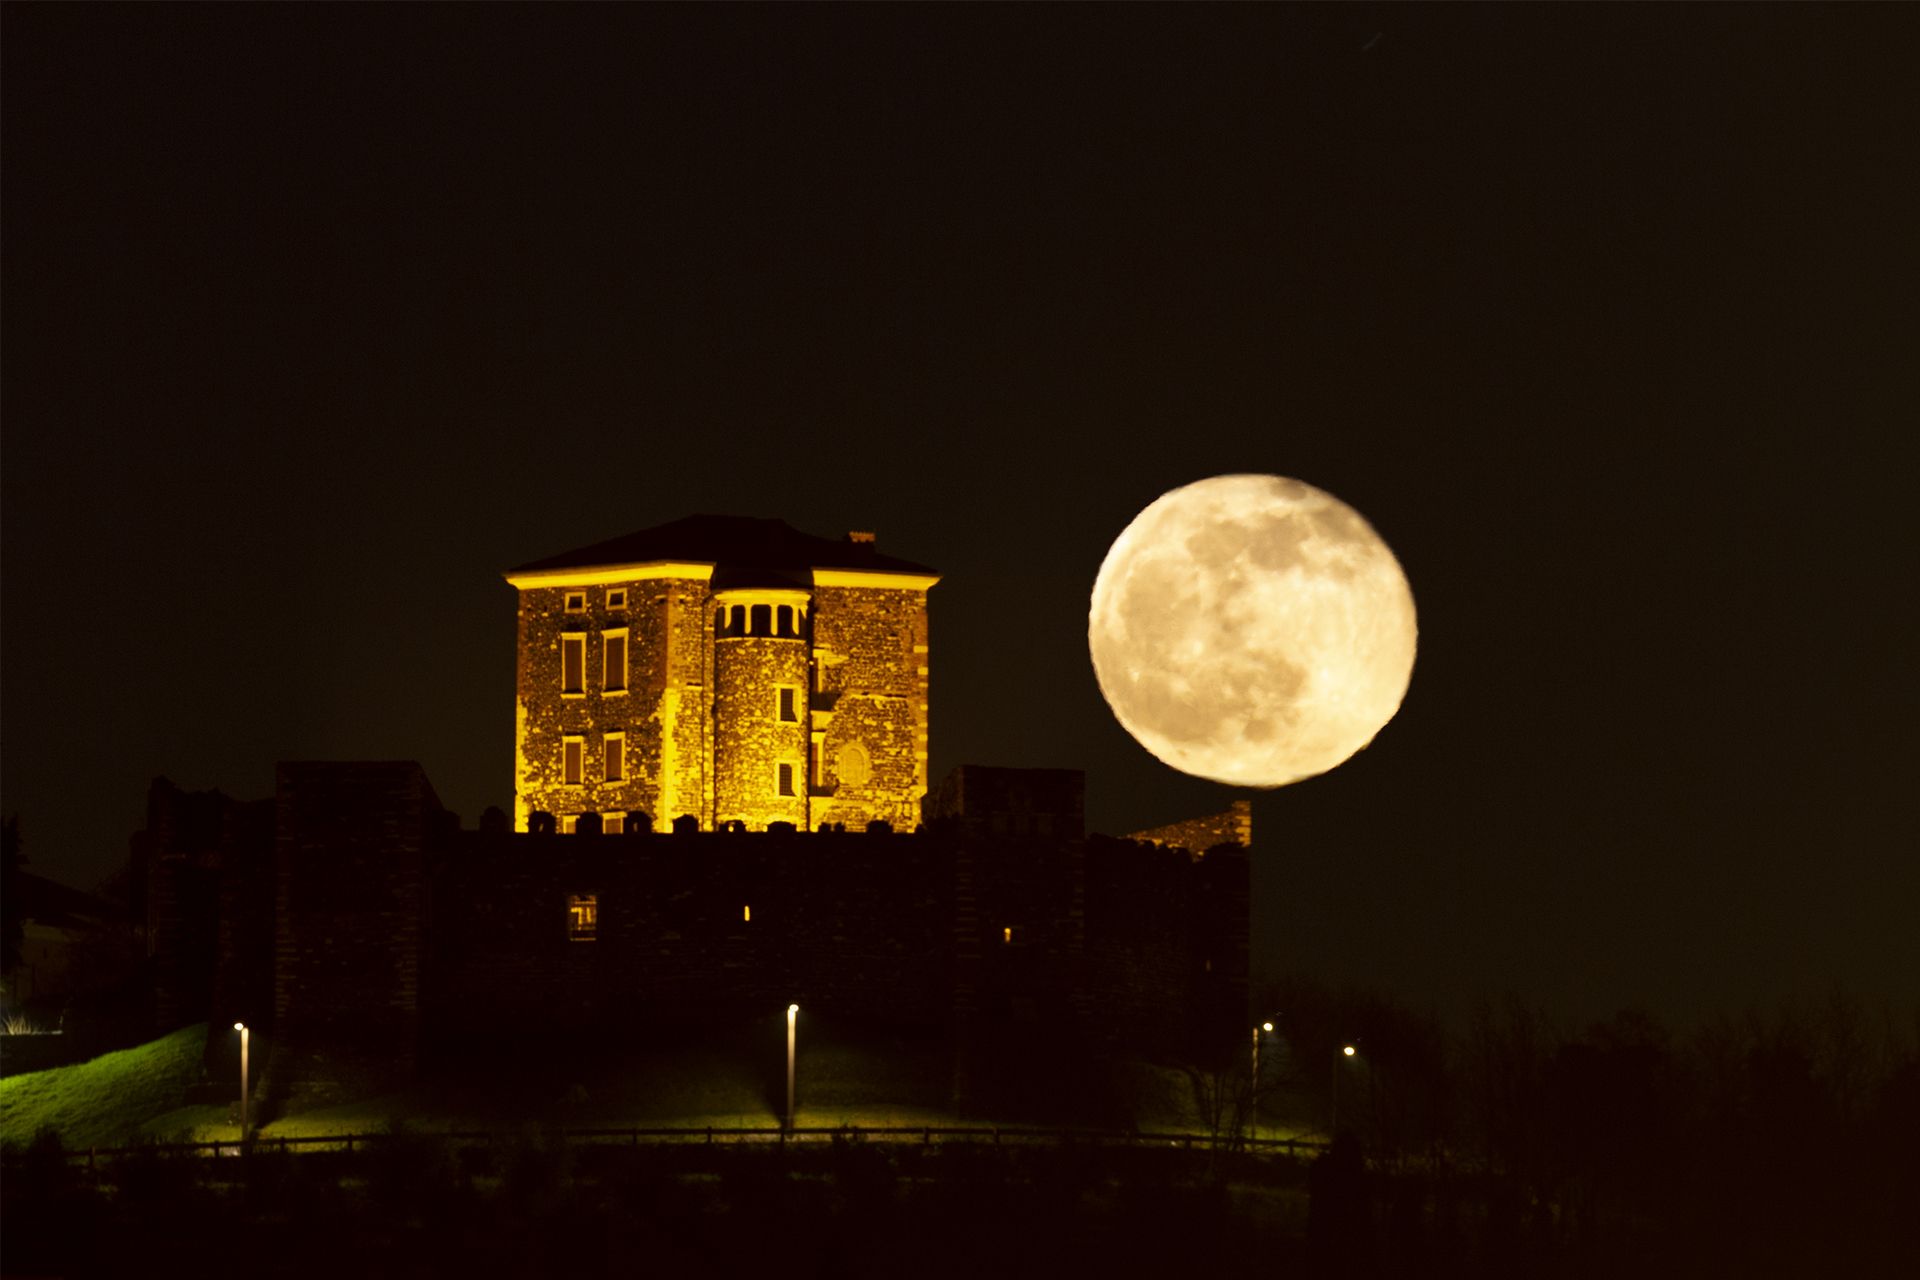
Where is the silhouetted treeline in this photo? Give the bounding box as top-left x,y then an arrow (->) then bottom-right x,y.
1255,978 -> 1920,1275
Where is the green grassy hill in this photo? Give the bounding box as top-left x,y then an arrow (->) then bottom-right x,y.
0,1024 -> 207,1148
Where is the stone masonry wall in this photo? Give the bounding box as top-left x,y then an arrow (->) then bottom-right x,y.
811,586 -> 929,830
1124,800 -> 1253,854
712,634 -> 811,829
272,762 -> 437,1098
427,827 -> 955,1042
518,577 -> 715,832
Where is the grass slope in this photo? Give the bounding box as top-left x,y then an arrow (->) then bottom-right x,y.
0,1024 -> 207,1148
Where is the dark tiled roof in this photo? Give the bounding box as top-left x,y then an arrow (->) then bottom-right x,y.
509,514 -> 935,577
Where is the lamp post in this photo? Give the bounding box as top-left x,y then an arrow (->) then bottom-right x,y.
785,1004 -> 798,1131
1250,1020 -> 1274,1141
1332,1043 -> 1356,1136
234,1022 -> 250,1140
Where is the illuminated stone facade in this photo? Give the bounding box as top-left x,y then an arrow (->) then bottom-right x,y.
509,516 -> 937,835
1125,800 -> 1253,855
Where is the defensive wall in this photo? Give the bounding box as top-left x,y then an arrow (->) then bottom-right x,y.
141,762 -> 1250,1103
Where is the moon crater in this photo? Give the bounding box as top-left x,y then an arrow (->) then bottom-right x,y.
1089,474 -> 1417,788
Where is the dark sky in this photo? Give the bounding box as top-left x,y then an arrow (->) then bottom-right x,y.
5,6 -> 1915,1028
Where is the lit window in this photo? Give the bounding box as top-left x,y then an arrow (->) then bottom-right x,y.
559,815 -> 578,835
604,733 -> 624,783
561,635 -> 585,695
778,763 -> 796,797
568,893 -> 597,941
563,737 -> 584,786
603,630 -> 628,693
743,904 -> 752,922
564,591 -> 586,613
606,588 -> 626,610
604,813 -> 624,835
777,686 -> 799,722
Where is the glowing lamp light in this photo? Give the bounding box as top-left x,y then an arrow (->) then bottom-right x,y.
1262,1021 -> 1274,1032
234,1022 -> 245,1031
1343,1045 -> 1357,1057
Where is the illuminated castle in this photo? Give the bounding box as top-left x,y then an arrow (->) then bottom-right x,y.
136,512 -> 1250,1109
507,516 -> 938,835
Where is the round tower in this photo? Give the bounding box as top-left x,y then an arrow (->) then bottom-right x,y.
711,577 -> 813,830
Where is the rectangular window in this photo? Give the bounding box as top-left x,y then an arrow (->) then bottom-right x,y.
778,762 -> 796,797
559,815 -> 579,835
777,685 -> 798,722
606,588 -> 626,610
603,630 -> 628,694
604,732 -> 624,782
810,735 -> 824,787
561,634 -> 585,695
603,813 -> 624,835
564,591 -> 587,613
568,893 -> 597,941
563,736 -> 584,786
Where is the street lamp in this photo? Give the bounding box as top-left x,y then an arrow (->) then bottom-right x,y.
1332,1044 -> 1357,1136
785,1004 -> 799,1131
233,1022 -> 250,1139
1250,1019 -> 1277,1141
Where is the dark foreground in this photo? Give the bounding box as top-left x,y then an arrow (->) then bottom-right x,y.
6,1130 -> 1912,1279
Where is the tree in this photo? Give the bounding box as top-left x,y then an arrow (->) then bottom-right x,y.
2,816 -> 24,982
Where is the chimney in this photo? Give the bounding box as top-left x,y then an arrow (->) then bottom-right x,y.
846,531 -> 876,544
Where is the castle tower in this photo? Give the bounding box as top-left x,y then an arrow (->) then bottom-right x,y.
506,516 -> 937,833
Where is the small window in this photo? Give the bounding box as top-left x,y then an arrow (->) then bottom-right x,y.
743,904 -> 752,922
568,893 -> 597,941
563,737 -> 584,786
603,631 -> 628,693
561,635 -> 585,695
559,814 -> 579,835
564,591 -> 586,613
778,763 -> 796,797
604,733 -> 624,782
777,686 -> 799,723
603,813 -> 624,835
606,588 -> 626,610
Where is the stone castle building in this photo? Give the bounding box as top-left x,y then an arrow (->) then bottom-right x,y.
137,513 -> 1253,1108
508,516 -> 937,836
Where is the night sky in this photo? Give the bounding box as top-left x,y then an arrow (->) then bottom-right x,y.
5,6 -> 1914,1027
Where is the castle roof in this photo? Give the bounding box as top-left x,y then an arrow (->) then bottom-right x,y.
508,514 -> 935,580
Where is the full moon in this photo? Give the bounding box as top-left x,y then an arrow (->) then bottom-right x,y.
1089,474 -> 1417,788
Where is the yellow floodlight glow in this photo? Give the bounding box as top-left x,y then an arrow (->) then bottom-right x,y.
1261,1021 -> 1273,1032
234,1022 -> 245,1031
788,1003 -> 799,1017
1343,1045 -> 1357,1057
